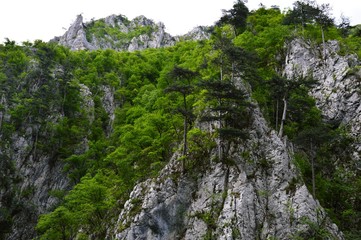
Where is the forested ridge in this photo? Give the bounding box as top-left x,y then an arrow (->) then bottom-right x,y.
1,1 -> 361,239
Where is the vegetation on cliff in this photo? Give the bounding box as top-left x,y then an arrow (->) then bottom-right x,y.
0,0 -> 360,239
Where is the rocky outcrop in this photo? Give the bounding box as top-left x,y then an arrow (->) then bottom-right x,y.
54,14 -> 175,51
110,92 -> 343,239
56,15 -> 95,51
54,14 -> 210,51
175,26 -> 212,41
284,38 -> 361,164
127,19 -> 173,51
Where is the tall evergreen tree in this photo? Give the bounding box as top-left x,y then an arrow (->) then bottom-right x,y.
216,0 -> 249,35
283,0 -> 334,58
165,66 -> 198,171
199,79 -> 250,160
267,75 -> 317,137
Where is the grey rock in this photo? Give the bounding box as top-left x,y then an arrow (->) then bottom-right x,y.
58,14 -> 95,50
79,83 -> 95,123
284,38 -> 361,163
176,26 -> 212,41
54,14 -> 210,52
6,129 -> 70,240
100,85 -> 117,134
2,79 -> 116,239
110,92 -> 343,239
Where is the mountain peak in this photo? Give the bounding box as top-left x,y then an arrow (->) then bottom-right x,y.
53,14 -> 210,51
53,14 -> 95,50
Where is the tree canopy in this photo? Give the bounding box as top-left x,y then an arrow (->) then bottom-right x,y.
0,1 -> 361,239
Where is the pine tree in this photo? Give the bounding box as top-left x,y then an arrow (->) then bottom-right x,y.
165,66 -> 199,171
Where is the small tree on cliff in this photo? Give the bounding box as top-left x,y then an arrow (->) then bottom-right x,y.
199,79 -> 250,160
283,0 -> 334,58
268,74 -> 317,137
165,66 -> 199,171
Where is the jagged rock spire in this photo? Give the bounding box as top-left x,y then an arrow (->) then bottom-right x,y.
58,14 -> 95,50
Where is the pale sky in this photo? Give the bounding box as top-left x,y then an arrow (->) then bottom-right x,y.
0,0 -> 360,44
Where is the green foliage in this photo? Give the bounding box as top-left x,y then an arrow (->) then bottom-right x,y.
36,206 -> 78,240
216,0 -> 249,35
37,172 -> 118,239
85,15 -> 157,49
231,3 -> 360,236
294,126 -> 361,237
199,79 -> 251,139
35,42 -> 209,239
187,128 -> 216,168
292,215 -> 334,240
2,3 -> 361,238
283,0 -> 333,27
339,33 -> 361,58
234,7 -> 290,79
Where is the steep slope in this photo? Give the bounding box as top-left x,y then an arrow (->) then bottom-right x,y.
285,38 -> 361,162
110,81 -> 343,239
3,6 -> 359,238
0,43 -> 119,239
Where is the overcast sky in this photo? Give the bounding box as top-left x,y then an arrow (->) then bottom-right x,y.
1,0 -> 360,44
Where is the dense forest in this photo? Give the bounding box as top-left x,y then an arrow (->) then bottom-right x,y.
1,0 -> 361,239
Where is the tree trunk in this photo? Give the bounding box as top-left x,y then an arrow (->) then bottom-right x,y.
231,62 -> 235,82
218,98 -> 222,161
182,116 -> 187,172
182,94 -> 188,172
311,155 -> 316,197
275,99 -> 279,131
321,26 -> 326,60
278,97 -> 287,138
310,140 -> 316,198
0,111 -> 3,131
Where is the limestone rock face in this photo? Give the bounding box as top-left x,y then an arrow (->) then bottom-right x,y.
1,78 -> 116,239
57,15 -> 95,50
54,14 -> 210,51
127,21 -> 173,51
111,102 -> 343,239
176,26 -> 212,41
6,138 -> 69,239
284,38 -> 361,162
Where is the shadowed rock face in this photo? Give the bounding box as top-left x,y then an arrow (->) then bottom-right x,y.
1,80 -> 115,239
111,96 -> 344,239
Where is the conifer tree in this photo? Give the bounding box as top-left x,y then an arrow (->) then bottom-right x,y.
216,0 -> 249,35
268,75 -> 317,137
165,66 -> 198,171
199,79 -> 250,160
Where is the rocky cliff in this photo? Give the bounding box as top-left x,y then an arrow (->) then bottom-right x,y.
109,80 -> 344,239
105,38 -> 361,239
3,21 -> 359,238
284,38 -> 361,168
53,14 -> 211,51
0,58 -> 118,239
